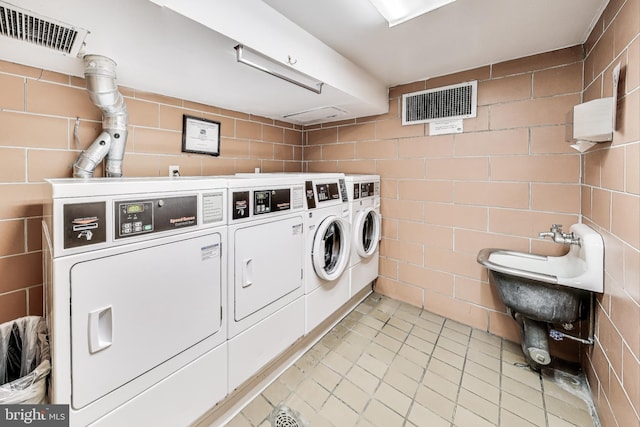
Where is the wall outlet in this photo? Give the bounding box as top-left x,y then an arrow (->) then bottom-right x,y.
169,165 -> 180,177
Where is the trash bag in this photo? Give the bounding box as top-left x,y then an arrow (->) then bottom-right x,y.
0,316 -> 50,404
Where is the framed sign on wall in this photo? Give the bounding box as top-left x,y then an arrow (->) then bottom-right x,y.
181,115 -> 221,156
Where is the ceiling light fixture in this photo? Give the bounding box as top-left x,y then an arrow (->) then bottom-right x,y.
234,44 -> 324,94
368,0 -> 456,27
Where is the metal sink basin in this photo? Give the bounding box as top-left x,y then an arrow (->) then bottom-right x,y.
476,223 -> 603,369
477,223 -> 604,293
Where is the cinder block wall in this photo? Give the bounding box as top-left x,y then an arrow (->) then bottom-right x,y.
0,60 -> 303,323
581,0 -> 640,425
1,3 -> 638,423
304,1 -> 640,423
305,46 -> 584,346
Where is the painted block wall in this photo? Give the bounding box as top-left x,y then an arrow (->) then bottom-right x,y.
305,2 -> 639,424
0,2 -> 637,424
581,0 -> 640,426
0,60 -> 303,323
305,46 -> 584,345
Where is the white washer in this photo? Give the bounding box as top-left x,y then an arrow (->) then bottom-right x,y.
301,173 -> 352,334
43,177 -> 228,427
345,175 -> 381,297
345,175 -> 382,296
225,175 -> 306,391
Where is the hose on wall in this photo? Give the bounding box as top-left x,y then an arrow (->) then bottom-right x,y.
73,55 -> 128,178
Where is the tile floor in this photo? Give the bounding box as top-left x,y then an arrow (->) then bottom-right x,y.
226,293 -> 599,427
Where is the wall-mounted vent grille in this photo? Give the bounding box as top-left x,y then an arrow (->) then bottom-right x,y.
0,1 -> 88,56
402,80 -> 477,125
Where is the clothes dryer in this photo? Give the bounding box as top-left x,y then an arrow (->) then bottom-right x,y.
301,173 -> 352,334
345,174 -> 381,297
225,175 -> 306,391
43,177 -> 228,427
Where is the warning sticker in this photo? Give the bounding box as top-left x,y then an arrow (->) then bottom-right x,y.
292,223 -> 303,235
201,243 -> 220,261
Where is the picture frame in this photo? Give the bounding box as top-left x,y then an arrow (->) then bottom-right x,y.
181,115 -> 221,156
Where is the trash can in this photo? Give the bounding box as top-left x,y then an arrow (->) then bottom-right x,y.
0,316 -> 50,404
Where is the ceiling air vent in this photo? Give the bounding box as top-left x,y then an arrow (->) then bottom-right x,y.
402,80 -> 477,125
0,1 -> 88,56
283,106 -> 349,125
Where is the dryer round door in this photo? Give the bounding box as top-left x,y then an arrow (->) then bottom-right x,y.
312,215 -> 351,281
353,207 -> 381,258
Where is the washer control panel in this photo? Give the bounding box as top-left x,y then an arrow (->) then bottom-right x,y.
315,179 -> 349,203
315,182 -> 340,203
306,178 -> 349,209
352,181 -> 380,200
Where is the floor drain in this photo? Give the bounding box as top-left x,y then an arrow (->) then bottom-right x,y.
270,404 -> 307,427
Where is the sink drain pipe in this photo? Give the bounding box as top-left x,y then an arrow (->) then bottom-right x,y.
549,293 -> 596,346
516,314 -> 551,367
516,293 -> 596,370
73,55 -> 128,178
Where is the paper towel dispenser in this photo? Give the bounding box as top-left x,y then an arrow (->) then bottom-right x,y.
573,97 -> 615,142
572,63 -> 620,147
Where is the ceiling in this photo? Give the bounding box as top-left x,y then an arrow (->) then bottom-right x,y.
264,0 -> 607,86
0,0 -> 607,125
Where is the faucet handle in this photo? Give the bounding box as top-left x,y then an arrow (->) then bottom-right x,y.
550,224 -> 563,232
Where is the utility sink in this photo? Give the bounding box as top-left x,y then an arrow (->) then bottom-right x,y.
477,223 -> 603,369
477,223 -> 604,293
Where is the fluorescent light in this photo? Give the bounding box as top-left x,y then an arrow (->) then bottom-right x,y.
368,0 -> 456,27
234,44 -> 324,94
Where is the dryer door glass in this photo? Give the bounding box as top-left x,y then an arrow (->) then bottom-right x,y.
312,216 -> 350,281
69,232 -> 223,409
354,207 -> 381,258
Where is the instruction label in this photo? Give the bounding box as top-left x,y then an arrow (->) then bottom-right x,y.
203,192 -> 224,224
429,119 -> 463,135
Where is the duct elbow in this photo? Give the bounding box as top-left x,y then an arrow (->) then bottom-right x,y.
73,55 -> 128,178
73,162 -> 97,179
72,132 -> 112,178
105,160 -> 123,178
104,127 -> 128,177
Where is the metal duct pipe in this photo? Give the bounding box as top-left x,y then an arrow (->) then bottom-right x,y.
73,55 -> 128,178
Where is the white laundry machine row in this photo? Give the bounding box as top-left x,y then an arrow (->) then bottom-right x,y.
43,177 -> 229,427
301,173 -> 353,334
225,175 -> 307,392
344,174 -> 382,297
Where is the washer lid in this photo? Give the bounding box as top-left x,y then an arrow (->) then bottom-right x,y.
311,216 -> 350,281
353,207 -> 381,258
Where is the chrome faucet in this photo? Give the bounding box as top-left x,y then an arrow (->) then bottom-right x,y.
538,224 -> 581,246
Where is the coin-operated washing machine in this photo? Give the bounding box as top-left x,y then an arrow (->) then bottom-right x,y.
345,174 -> 381,297
226,175 -> 306,392
42,177 -> 228,427
303,173 -> 352,334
